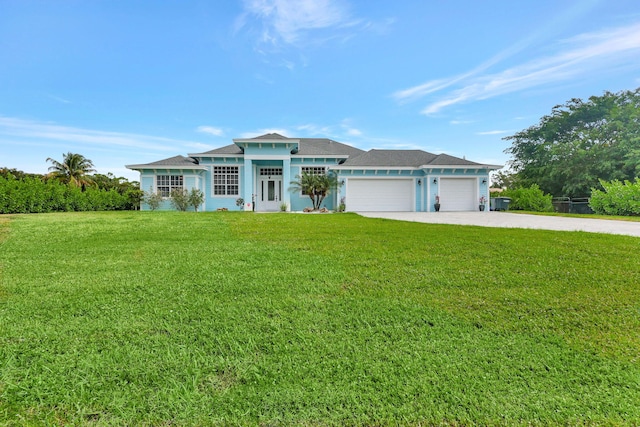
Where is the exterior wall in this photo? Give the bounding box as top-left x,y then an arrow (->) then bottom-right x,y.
138,169 -> 205,211
133,149 -> 493,212
337,169 -> 491,212
336,169 -> 422,212
289,158 -> 341,211
428,171 -> 491,212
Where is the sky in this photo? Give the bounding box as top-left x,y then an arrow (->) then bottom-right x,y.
2,0 -> 640,182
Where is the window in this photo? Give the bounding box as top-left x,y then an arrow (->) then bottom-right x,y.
300,167 -> 326,195
213,166 -> 239,196
301,166 -> 326,176
259,168 -> 282,176
157,175 -> 183,197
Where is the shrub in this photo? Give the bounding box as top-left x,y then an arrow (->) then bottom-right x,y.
144,191 -> 164,211
188,188 -> 205,212
169,189 -> 190,211
589,178 -> 640,216
0,175 -> 130,213
498,184 -> 553,212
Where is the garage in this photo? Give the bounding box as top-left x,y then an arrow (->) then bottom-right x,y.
347,178 -> 414,211
439,178 -> 476,211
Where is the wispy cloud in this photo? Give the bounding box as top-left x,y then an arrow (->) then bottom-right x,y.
0,116 -> 197,152
236,0 -> 369,48
394,21 -> 640,115
45,94 -> 72,104
196,126 -> 224,137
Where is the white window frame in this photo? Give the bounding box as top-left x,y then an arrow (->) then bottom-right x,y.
213,166 -> 239,196
300,166 -> 326,196
156,175 -> 183,197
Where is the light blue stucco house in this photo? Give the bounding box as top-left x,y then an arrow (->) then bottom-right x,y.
126,133 -> 501,212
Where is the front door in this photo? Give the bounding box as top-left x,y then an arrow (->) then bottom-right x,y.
258,168 -> 283,211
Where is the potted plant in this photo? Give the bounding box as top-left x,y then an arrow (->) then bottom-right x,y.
479,195 -> 487,211
434,195 -> 441,212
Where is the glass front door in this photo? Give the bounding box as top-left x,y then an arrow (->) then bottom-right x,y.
258,168 -> 283,211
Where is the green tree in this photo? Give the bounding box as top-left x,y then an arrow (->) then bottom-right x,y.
188,188 -> 205,212
289,172 -> 342,210
503,88 -> 640,197
46,152 -> 96,189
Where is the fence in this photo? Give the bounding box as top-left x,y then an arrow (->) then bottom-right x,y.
552,197 -> 593,214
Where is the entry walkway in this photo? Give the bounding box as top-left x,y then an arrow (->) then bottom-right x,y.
357,212 -> 640,237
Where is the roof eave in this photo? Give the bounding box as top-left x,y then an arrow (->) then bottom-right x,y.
125,165 -> 208,171
419,164 -> 503,170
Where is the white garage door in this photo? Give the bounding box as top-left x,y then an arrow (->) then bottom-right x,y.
440,178 -> 476,211
348,179 -> 413,211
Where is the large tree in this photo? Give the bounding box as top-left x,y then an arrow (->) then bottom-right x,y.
503,88 -> 640,197
46,152 -> 96,189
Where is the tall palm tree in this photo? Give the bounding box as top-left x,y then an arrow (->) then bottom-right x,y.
46,152 -> 96,189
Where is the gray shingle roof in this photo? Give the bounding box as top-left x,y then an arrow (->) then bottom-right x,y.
428,153 -> 482,166
340,150 -> 436,167
191,133 -> 364,157
126,155 -> 201,169
249,133 -> 289,140
198,144 -> 244,155
341,149 -> 483,167
295,138 -> 364,157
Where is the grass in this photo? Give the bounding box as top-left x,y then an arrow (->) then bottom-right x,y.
1,211 -> 639,426
507,210 -> 640,222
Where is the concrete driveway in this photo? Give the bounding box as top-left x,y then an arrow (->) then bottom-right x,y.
357,211 -> 640,237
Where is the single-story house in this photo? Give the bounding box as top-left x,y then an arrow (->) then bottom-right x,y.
126,133 -> 501,212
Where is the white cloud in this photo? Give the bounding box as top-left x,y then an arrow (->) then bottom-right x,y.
237,0 -> 377,52
196,126 -> 224,136
185,142 -> 216,152
241,0 -> 349,44
394,21 -> 640,115
0,116 -> 196,152
346,128 -> 362,136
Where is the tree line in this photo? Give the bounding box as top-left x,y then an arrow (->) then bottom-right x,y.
499,87 -> 640,215
0,153 -> 142,214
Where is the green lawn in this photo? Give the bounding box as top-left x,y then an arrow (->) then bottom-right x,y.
1,212 -> 639,426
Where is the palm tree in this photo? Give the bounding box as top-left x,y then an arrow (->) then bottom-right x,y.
290,171 -> 342,210
46,152 -> 96,189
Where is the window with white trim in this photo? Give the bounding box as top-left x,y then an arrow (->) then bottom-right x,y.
300,166 -> 326,195
213,166 -> 239,196
259,168 -> 282,176
157,175 -> 183,197
301,166 -> 326,176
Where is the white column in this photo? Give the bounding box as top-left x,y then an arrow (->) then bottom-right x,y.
282,158 -> 291,211
243,158 -> 253,211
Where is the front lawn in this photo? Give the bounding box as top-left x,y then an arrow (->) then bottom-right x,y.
1,212 -> 639,425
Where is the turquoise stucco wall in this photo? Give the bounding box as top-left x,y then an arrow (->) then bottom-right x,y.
136,151 -> 491,212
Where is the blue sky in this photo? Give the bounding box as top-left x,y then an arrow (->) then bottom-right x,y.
2,0 -> 640,182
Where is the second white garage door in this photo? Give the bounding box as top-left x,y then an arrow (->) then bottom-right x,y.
440,178 -> 476,211
347,179 -> 414,211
